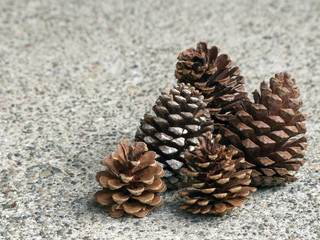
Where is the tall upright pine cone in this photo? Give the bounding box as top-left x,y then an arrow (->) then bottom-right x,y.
135,83 -> 214,188
221,73 -> 307,187
175,41 -> 247,122
94,141 -> 166,217
179,132 -> 256,216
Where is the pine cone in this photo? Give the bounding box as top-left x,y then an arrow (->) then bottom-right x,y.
94,141 -> 166,217
175,41 -> 247,122
135,83 -> 214,188
221,73 -> 307,187
179,132 -> 256,216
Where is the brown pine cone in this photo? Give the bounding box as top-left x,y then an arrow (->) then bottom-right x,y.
175,41 -> 247,122
179,132 -> 256,216
221,73 -> 307,187
135,83 -> 214,189
94,141 -> 166,217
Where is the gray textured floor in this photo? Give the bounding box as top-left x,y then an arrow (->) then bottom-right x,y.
0,0 -> 319,239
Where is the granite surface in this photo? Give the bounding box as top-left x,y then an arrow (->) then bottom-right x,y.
0,0 -> 319,239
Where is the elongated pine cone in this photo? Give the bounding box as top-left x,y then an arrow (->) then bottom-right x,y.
179,132 -> 256,216
135,83 -> 214,189
175,41 -> 247,122
221,73 -> 307,187
94,141 -> 166,217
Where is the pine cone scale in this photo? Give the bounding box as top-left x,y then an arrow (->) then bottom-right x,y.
94,190 -> 114,205
112,192 -> 130,204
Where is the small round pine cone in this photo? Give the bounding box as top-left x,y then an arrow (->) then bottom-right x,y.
135,83 -> 214,189
175,41 -> 247,123
179,132 -> 256,216
221,73 -> 307,187
94,141 -> 166,217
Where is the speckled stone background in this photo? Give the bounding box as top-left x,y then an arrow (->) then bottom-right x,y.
0,0 -> 319,239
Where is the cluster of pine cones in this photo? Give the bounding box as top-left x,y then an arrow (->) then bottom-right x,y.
94,42 -> 307,217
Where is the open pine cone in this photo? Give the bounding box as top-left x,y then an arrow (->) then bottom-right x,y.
221,73 -> 307,187
179,132 -> 256,216
94,141 -> 166,217
175,41 -> 247,123
135,83 -> 214,189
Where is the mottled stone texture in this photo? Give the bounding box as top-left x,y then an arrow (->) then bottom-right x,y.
0,0 -> 319,239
